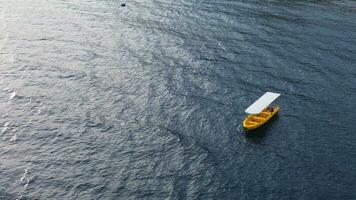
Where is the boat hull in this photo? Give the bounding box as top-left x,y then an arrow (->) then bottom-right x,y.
243,106 -> 280,130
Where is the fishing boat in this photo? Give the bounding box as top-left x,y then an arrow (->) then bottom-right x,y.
243,92 -> 280,130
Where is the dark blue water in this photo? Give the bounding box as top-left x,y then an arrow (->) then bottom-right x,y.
1,0 -> 356,199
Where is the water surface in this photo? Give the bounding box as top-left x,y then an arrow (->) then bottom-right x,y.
0,0 -> 356,199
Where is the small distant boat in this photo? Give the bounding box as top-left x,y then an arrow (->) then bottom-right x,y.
243,92 -> 280,130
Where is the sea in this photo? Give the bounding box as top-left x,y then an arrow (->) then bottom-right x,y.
0,0 -> 356,199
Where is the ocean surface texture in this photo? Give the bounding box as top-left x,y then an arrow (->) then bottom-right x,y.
1,0 -> 356,199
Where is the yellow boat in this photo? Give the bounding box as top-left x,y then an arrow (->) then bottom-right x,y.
243,92 -> 281,131
243,106 -> 280,130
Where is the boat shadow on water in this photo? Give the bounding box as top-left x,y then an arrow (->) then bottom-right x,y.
244,115 -> 280,143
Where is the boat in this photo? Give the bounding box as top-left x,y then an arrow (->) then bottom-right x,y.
243,92 -> 280,130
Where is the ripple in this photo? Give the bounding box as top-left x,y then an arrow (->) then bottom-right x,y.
0,0 -> 355,199
10,134 -> 17,142
9,90 -> 17,100
1,122 -> 10,134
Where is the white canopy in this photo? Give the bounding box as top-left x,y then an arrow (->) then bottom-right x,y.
245,92 -> 280,114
